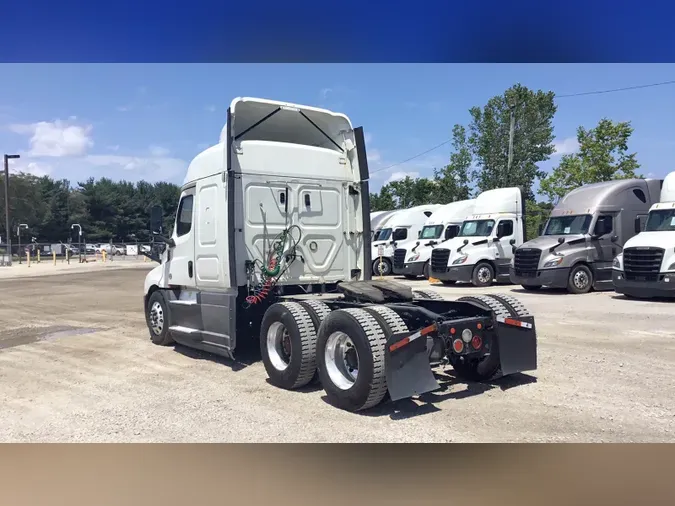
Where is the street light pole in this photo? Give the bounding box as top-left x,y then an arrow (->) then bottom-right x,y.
3,154 -> 20,266
71,224 -> 82,263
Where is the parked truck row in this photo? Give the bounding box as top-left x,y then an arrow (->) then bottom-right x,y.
373,173 -> 674,299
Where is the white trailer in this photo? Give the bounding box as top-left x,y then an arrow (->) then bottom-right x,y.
141,98 -> 538,412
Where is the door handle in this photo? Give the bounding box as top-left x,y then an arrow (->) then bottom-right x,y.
188,261 -> 193,278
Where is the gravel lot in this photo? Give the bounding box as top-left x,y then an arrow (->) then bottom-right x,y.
0,266 -> 673,442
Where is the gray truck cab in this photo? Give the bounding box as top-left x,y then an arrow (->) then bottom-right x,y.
510,178 -> 662,294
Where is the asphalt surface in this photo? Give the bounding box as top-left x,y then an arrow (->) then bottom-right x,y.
0,267 -> 673,442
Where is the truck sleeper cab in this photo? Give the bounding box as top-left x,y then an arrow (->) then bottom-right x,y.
613,171 -> 675,299
142,98 -> 538,413
430,187 -> 526,287
510,178 -> 662,294
392,199 -> 476,280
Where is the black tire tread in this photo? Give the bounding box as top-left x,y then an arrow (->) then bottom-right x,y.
364,305 -> 408,334
340,308 -> 389,410
412,289 -> 444,301
489,293 -> 532,317
278,301 -> 318,389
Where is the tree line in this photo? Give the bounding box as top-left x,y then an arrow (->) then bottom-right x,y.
0,175 -> 180,245
369,83 -> 642,239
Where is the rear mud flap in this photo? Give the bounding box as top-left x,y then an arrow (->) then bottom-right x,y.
495,317 -> 538,376
385,331 -> 440,402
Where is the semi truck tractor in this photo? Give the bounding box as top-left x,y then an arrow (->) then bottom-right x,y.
392,199 -> 476,280
613,171 -> 675,299
429,187 -> 526,287
142,97 -> 538,412
510,178 -> 662,294
370,210 -> 397,242
371,204 -> 441,277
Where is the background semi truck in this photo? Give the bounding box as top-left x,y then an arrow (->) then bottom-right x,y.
392,199 -> 476,280
613,171 -> 675,299
142,97 -> 538,412
430,187 -> 526,287
510,178 -> 662,294
370,210 -> 395,241
371,204 -> 441,276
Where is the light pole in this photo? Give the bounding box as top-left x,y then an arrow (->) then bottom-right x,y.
17,223 -> 27,264
4,154 -> 20,266
71,224 -> 82,263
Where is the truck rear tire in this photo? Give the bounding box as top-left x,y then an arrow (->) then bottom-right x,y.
298,300 -> 332,384
316,308 -> 388,412
489,293 -> 532,317
472,262 -> 494,287
146,290 -> 174,346
260,302 -> 318,390
567,264 -> 593,294
450,295 -> 513,381
412,289 -> 444,301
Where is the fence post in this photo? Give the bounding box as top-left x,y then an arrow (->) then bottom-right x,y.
53,250 -> 56,265
27,249 -> 30,267
37,248 -> 40,263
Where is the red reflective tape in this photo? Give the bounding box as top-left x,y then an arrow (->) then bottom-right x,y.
497,317 -> 533,329
389,337 -> 410,352
420,323 -> 437,336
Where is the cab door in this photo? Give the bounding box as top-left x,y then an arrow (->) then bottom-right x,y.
591,214 -> 616,284
167,187 -> 197,288
493,219 -> 515,279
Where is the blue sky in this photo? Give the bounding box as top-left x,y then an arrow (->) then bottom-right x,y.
1,64 -> 674,198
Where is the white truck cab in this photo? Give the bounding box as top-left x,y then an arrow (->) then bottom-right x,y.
370,210 -> 396,242
429,187 -> 525,287
371,204 -> 441,276
392,199 -> 476,279
613,171 -> 675,299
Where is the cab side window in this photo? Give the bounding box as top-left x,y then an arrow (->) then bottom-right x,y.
594,215 -> 613,236
497,219 -> 514,237
176,195 -> 194,237
445,225 -> 459,240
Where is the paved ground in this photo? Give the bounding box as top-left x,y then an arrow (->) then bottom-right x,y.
0,268 -> 673,442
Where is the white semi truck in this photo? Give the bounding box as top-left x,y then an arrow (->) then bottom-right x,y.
429,187 -> 526,287
370,210 -> 397,242
510,178 -> 662,294
392,199 -> 476,280
613,171 -> 675,299
371,204 -> 441,276
141,97 -> 538,412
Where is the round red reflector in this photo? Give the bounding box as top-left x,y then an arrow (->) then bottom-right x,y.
477,322 -> 482,330
471,335 -> 483,350
452,339 -> 464,353
450,327 -> 456,335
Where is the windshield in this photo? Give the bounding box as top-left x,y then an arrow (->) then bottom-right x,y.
420,225 -> 443,240
459,219 -> 495,237
645,209 -> 675,232
376,228 -> 392,241
544,215 -> 592,235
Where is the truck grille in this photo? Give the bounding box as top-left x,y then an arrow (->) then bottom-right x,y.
393,248 -> 407,268
623,247 -> 664,282
431,248 -> 451,273
514,248 -> 542,277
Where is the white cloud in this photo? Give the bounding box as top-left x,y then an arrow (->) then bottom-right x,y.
385,171 -> 419,184
367,148 -> 381,164
10,160 -> 52,177
320,88 -> 332,100
204,105 -> 217,113
107,145 -> 120,151
116,105 -> 132,112
149,145 -> 170,157
553,137 -> 579,156
10,119 -> 93,157
364,132 -> 373,145
81,154 -> 187,182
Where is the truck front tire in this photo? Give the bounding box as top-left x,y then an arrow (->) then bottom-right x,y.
316,308 -> 388,412
472,262 -> 495,288
567,264 -> 593,294
146,290 -> 174,346
260,302 -> 318,390
373,258 -> 392,276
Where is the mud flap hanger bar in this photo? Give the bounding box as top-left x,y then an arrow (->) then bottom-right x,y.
495,316 -> 533,329
233,106 -> 344,152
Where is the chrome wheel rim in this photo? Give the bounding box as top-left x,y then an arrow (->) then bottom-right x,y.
324,331 -> 359,390
267,322 -> 292,371
149,301 -> 164,335
376,260 -> 390,275
477,266 -> 491,284
573,270 -> 589,290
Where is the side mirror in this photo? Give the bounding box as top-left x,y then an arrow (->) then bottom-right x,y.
610,235 -> 618,243
558,237 -> 565,244
634,217 -> 641,234
463,239 -> 469,245
509,239 -> 516,245
150,204 -> 164,234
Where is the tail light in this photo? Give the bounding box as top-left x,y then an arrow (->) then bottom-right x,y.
452,339 -> 464,353
471,335 -> 482,350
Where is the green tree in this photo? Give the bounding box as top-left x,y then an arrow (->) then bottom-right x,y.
539,118 -> 641,203
433,124 -> 473,203
468,83 -> 557,200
